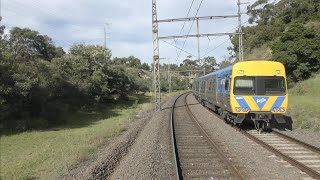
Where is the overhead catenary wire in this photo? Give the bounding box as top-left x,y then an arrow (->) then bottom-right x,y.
201,20 -> 250,59
173,0 -> 196,65
176,0 -> 205,62
163,40 -> 198,59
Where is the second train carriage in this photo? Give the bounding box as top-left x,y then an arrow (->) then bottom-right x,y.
193,60 -> 288,131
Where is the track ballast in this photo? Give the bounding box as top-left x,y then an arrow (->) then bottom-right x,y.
171,93 -> 243,179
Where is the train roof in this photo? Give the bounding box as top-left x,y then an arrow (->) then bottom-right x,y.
195,60 -> 284,80
198,65 -> 233,79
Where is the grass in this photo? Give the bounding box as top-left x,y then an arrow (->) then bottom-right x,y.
0,94 -> 152,180
288,74 -> 320,131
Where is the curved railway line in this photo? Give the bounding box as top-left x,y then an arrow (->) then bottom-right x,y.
196,94 -> 320,179
171,93 -> 244,179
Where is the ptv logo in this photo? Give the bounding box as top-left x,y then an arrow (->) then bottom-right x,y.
256,98 -> 267,104
253,97 -> 269,110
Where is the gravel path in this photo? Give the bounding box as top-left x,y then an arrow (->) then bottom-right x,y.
63,94 -> 177,179
187,94 -> 313,180
63,108 -> 155,179
109,95 -> 177,179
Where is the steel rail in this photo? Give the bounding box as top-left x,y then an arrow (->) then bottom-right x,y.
184,93 -> 244,179
170,92 -> 189,180
240,130 -> 320,179
272,129 -> 320,154
199,99 -> 320,179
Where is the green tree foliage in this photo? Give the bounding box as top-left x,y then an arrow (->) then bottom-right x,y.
7,27 -> 65,61
141,62 -> 150,71
230,0 -> 320,83
272,23 -> 320,82
202,56 -> 217,73
113,56 -> 142,68
0,27 -> 151,132
218,56 -> 235,69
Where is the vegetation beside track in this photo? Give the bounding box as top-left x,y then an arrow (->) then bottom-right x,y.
0,94 -> 152,179
288,74 -> 320,131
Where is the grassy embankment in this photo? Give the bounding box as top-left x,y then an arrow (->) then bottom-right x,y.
0,94 -> 155,180
288,74 -> 320,131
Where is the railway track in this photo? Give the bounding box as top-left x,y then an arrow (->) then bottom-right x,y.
243,130 -> 320,179
196,95 -> 320,179
171,93 -> 243,179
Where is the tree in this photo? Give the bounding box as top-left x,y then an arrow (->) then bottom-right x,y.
272,23 -> 320,82
202,56 -> 217,73
247,0 -> 276,25
180,56 -> 199,70
218,56 -> 234,69
127,56 -> 142,68
8,27 -> 62,61
141,62 -> 150,71
69,43 -> 111,68
112,56 -> 142,68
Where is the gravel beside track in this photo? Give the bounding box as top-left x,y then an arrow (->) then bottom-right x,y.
63,92 -> 319,179
173,93 -> 243,179
109,95 -> 177,179
63,95 -> 177,180
187,94 -> 313,180
274,129 -> 320,149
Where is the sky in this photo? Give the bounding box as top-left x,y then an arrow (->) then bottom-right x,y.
1,0 -> 257,65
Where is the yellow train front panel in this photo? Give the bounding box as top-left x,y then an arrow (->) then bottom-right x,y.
231,95 -> 288,114
229,60 -> 288,114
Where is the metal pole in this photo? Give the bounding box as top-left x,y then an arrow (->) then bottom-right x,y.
104,27 -> 107,63
168,63 -> 171,94
0,0 -> 2,26
152,0 -> 161,111
189,71 -> 191,89
196,18 -> 201,64
237,0 -> 244,62
196,18 -> 205,75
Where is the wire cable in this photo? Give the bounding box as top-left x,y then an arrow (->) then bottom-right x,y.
177,0 -> 205,61
163,40 -> 198,59
172,0 -> 196,65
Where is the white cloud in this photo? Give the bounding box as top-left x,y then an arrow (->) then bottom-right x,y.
2,0 -> 257,64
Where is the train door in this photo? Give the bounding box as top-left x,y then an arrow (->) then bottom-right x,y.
214,77 -> 218,105
205,78 -> 209,100
217,77 -> 224,106
224,75 -> 231,111
205,78 -> 211,101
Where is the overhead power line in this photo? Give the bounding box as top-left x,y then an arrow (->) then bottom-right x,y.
157,15 -> 238,23
162,40 -> 198,59
159,32 -> 242,40
177,0 -> 205,61
173,0 -> 196,65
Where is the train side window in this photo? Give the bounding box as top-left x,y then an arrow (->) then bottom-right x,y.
225,78 -> 230,91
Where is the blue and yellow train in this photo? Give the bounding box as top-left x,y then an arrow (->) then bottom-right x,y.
192,60 -> 288,131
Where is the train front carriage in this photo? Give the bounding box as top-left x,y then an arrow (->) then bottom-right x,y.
193,60 -> 288,132
229,61 -> 288,131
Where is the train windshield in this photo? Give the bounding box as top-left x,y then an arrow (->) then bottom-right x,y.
234,76 -> 286,95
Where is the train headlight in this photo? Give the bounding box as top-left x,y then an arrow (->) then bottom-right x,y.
273,108 -> 279,112
242,107 -> 249,112
235,107 -> 241,112
238,70 -> 244,74
276,70 -> 281,74
280,107 -> 285,112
